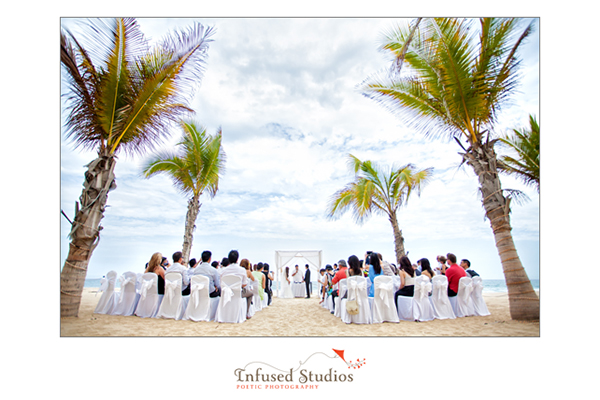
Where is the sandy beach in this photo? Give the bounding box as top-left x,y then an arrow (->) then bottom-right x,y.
60,288 -> 539,336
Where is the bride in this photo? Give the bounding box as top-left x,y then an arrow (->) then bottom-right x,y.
279,266 -> 294,299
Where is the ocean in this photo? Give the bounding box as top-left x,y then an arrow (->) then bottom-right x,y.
85,277 -> 539,293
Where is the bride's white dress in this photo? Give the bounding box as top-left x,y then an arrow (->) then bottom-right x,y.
280,275 -> 294,299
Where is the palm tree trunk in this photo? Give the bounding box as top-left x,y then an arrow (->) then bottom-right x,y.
465,142 -> 539,321
388,211 -> 406,265
60,149 -> 117,318
182,195 -> 201,263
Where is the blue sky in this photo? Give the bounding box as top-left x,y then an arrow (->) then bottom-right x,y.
60,17 -> 539,280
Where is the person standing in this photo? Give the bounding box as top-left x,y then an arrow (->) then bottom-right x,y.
304,264 -> 311,298
262,263 -> 274,305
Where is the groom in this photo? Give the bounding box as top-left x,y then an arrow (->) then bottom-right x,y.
304,264 -> 311,298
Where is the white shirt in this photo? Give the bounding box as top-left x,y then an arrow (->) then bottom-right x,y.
192,262 -> 221,293
292,268 -> 303,283
220,263 -> 248,287
165,262 -> 190,289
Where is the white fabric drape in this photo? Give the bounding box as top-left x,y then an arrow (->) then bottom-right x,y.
156,272 -> 185,320
94,271 -> 118,314
455,276 -> 475,317
340,276 -> 372,324
215,275 -> 246,323
412,275 -> 434,321
471,276 -> 490,316
430,275 -> 456,319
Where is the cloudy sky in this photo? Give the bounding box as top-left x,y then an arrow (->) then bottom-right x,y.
60,17 -> 540,280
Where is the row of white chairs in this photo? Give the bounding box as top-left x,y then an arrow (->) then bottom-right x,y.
322,275 -> 490,324
93,271 -> 268,323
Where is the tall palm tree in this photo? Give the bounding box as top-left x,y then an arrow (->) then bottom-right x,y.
327,154 -> 432,264
499,115 -> 540,193
60,18 -> 215,317
142,121 -> 226,262
361,18 -> 539,320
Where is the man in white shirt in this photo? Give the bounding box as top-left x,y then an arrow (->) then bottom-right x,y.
220,250 -> 254,318
165,251 -> 190,293
192,250 -> 221,297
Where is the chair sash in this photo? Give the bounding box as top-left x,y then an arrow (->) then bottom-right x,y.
140,279 -> 154,301
97,277 -> 108,296
377,280 -> 394,308
221,279 -> 241,306
416,279 -> 432,300
118,275 -> 134,303
165,279 -> 179,303
191,281 -> 207,308
434,279 -> 449,304
348,278 -> 367,306
459,280 -> 474,301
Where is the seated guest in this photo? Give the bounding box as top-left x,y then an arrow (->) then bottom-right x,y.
418,258 -> 435,279
187,258 -> 198,279
221,251 -> 255,318
330,259 -> 348,313
192,250 -> 221,297
377,253 -> 396,276
161,257 -> 170,270
445,253 -> 466,297
394,255 -> 416,309
461,259 -> 479,277
252,263 -> 266,303
435,255 -> 447,276
145,252 -> 165,295
366,253 -> 383,297
165,251 -> 191,295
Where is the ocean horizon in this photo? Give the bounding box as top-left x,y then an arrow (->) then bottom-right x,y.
84,277 -> 539,293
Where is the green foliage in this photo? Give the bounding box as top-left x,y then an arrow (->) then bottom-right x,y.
362,18 -> 534,144
499,115 -> 540,193
327,154 -> 432,224
141,121 -> 226,199
61,18 -> 215,156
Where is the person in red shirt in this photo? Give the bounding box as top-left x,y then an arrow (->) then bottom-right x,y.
445,253 -> 466,297
329,259 -> 348,314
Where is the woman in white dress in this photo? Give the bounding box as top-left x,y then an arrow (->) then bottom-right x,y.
280,266 -> 294,298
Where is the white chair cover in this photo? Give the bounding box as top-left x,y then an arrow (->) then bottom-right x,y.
111,271 -> 139,316
371,276 -> 399,323
412,275 -> 434,321
340,276 -> 372,324
455,276 -> 475,317
134,273 -> 161,318
156,272 -> 185,320
471,276 -> 490,316
183,275 -> 219,322
430,275 -> 456,319
94,271 -> 118,314
215,275 -> 246,323
334,280 -> 348,318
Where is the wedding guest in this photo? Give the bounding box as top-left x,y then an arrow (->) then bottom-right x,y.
145,252 -> 165,295
330,259 -> 348,313
366,253 -> 383,297
192,250 -> 221,297
240,258 -> 257,316
394,255 -> 416,309
221,251 -> 255,318
418,258 -> 435,279
435,255 -> 447,275
187,258 -> 198,279
318,268 -> 328,304
461,259 -> 480,277
262,263 -> 274,305
377,253 -> 396,276
445,253 -> 466,297
165,251 -> 190,295
252,263 -> 266,303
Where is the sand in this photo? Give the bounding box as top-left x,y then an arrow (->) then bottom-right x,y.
60,288 -> 539,336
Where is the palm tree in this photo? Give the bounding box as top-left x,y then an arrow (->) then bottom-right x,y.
498,115 -> 539,193
327,154 -> 432,264
142,121 -> 226,262
60,18 -> 215,318
361,18 -> 539,320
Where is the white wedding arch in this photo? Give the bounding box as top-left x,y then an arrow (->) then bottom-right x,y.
274,250 -> 322,297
